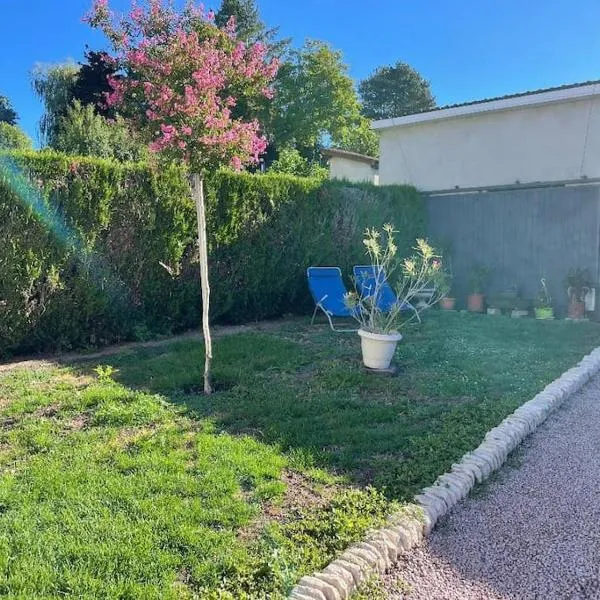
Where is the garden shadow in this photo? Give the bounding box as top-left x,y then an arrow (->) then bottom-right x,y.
70,311 -> 600,501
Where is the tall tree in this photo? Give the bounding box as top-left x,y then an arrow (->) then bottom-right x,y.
87,0 -> 277,394
269,40 -> 365,153
0,95 -> 18,125
359,61 -> 435,120
215,0 -> 288,56
31,63 -> 79,146
215,0 -> 263,43
71,48 -> 118,118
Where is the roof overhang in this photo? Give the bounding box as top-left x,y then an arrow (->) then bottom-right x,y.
372,82 -> 600,130
321,148 -> 379,168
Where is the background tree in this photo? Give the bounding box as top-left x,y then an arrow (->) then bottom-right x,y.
215,1 -> 376,164
88,0 -> 278,394
71,48 -> 119,118
53,101 -> 145,161
269,146 -> 327,178
359,61 -> 435,120
31,63 -> 79,146
335,117 -> 379,157
0,123 -> 32,150
0,95 -> 18,125
269,40 -> 365,154
215,0 -> 288,57
32,57 -> 142,159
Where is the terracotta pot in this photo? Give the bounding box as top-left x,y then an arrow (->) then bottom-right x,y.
440,297 -> 456,311
568,300 -> 585,320
467,293 -> 485,313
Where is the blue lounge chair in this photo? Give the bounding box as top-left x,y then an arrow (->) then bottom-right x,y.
353,265 -> 420,321
307,267 -> 358,332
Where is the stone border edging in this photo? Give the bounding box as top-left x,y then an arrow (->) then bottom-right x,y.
289,346 -> 600,600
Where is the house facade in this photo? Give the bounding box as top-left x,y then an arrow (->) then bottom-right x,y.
373,81 -> 600,191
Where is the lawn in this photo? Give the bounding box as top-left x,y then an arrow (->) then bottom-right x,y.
0,312 -> 598,598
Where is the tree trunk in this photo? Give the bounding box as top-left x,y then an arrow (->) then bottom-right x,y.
191,173 -> 212,394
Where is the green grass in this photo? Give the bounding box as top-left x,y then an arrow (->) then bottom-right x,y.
0,312 -> 598,598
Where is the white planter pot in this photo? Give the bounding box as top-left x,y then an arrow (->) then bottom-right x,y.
358,329 -> 402,370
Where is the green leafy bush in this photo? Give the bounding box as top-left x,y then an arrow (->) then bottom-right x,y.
0,123 -> 33,151
0,150 -> 425,355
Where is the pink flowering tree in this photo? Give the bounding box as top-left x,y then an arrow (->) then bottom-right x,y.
87,0 -> 278,393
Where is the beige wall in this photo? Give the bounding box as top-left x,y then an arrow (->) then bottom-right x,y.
329,156 -> 378,184
378,97 -> 600,190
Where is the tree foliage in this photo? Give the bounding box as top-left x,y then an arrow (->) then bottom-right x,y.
215,0 -> 262,43
0,123 -> 33,150
269,146 -> 327,178
359,61 -> 435,120
335,117 -> 379,158
0,95 -> 18,125
215,0 -> 289,57
71,49 -> 118,118
53,101 -> 145,161
269,40 -> 364,153
31,63 -> 80,146
87,0 -> 278,174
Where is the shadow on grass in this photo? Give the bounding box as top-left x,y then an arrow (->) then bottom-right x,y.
71,312 -> 600,501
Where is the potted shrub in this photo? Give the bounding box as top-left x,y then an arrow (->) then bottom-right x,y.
345,225 -> 449,370
534,278 -> 554,320
468,264 -> 490,313
565,268 -> 592,320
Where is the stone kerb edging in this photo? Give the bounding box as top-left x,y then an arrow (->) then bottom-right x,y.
289,346 -> 600,600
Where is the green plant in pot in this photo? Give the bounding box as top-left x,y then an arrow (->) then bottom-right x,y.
468,263 -> 490,313
344,224 -> 449,370
565,268 -> 592,320
534,278 -> 554,320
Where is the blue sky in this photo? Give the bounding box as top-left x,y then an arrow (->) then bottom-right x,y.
2,0 -> 600,143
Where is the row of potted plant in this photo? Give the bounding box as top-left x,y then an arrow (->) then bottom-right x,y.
441,265 -> 594,320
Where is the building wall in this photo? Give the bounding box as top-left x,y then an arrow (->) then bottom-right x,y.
426,184 -> 600,315
379,97 -> 600,190
329,156 -> 378,184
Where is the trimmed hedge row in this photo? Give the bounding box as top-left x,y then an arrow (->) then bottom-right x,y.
0,150 -> 425,355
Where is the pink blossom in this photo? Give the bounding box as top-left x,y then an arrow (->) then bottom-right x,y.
86,0 -> 277,172
262,87 -> 274,100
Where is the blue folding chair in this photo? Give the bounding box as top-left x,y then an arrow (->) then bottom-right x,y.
353,265 -> 420,322
307,267 -> 358,332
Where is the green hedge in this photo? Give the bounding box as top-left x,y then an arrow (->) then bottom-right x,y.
0,150 -> 425,355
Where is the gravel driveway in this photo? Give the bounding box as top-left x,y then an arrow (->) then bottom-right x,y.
383,374 -> 600,600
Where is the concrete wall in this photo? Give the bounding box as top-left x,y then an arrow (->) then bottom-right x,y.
329,156 -> 378,184
426,183 -> 600,314
379,97 -> 600,190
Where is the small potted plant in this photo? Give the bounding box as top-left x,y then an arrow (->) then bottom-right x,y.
345,225 -> 449,370
511,297 -> 530,318
440,293 -> 456,311
468,264 -> 490,313
565,268 -> 592,320
534,278 -> 554,320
